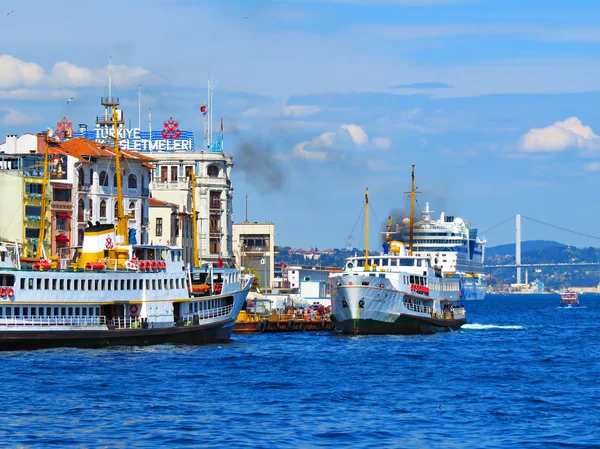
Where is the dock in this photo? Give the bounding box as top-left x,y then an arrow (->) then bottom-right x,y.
234,310 -> 335,333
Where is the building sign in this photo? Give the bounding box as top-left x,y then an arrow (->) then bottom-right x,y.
73,117 -> 195,152
50,154 -> 68,180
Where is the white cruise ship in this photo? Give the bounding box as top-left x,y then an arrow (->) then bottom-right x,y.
404,202 -> 487,300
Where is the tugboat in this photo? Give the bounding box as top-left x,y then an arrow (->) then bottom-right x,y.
329,166 -> 467,335
0,107 -> 253,351
559,290 -> 580,308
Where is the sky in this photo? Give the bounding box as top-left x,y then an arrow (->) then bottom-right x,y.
3,0 -> 600,251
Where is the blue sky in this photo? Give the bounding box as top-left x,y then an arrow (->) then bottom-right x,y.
3,0 -> 600,250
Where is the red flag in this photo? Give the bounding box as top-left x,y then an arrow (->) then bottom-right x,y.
200,105 -> 207,115
217,256 -> 224,268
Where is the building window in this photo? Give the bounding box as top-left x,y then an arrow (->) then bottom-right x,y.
90,168 -> 94,184
114,202 -> 119,220
129,201 -> 136,220
25,183 -> 43,195
210,237 -> 220,254
88,199 -> 93,220
78,167 -> 85,185
209,191 -> 221,209
53,188 -> 71,202
99,171 -> 109,186
207,165 -> 219,178
170,166 -> 178,182
184,166 -> 193,179
100,200 -> 107,218
160,166 -> 168,183
128,174 -> 137,189
25,205 -> 41,217
156,218 -> 163,237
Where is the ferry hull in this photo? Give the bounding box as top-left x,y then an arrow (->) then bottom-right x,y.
332,314 -> 466,335
0,319 -> 235,351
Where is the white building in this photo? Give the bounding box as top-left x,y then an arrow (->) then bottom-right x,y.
232,222 -> 275,291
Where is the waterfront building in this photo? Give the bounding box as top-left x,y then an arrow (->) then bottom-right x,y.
232,222 -> 275,291
148,197 -> 194,265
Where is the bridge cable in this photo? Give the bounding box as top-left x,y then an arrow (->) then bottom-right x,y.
479,215 -> 516,236
521,215 -> 600,242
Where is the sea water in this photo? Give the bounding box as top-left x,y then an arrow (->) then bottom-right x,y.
1,294 -> 598,448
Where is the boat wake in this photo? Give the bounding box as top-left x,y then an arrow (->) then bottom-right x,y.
462,323 -> 524,330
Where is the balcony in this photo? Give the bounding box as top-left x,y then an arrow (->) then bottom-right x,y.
78,184 -> 91,192
150,179 -> 190,190
25,215 -> 40,222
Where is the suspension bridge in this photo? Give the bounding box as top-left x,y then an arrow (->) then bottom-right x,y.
482,214 -> 600,284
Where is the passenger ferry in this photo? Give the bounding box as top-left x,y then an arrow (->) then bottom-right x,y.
0,108 -> 252,351
329,167 -> 467,335
559,290 -> 579,308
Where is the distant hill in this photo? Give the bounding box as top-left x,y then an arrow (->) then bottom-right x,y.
486,240 -> 566,257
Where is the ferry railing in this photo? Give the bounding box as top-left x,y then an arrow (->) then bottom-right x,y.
183,303 -> 235,325
0,315 -> 107,327
110,317 -> 138,329
403,301 -> 431,315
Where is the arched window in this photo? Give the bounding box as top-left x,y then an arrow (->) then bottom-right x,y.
89,168 -> 94,185
77,229 -> 84,246
207,165 -> 219,178
114,173 -> 118,187
100,200 -> 107,218
99,171 -> 108,186
129,201 -> 136,220
88,199 -> 93,221
128,174 -> 137,189
78,199 -> 84,222
78,167 -> 85,186
114,202 -> 119,220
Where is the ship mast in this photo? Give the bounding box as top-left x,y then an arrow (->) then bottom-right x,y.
112,105 -> 128,245
364,188 -> 369,271
190,170 -> 200,268
36,131 -> 51,260
408,165 -> 416,256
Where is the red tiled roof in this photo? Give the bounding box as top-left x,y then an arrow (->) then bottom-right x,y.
149,197 -> 176,208
48,137 -> 156,163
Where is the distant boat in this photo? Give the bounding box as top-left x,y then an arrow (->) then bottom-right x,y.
559,290 -> 579,308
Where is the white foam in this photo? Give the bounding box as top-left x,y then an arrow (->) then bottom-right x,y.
462,323 -> 524,330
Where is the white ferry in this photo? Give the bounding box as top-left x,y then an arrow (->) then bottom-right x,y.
405,202 -> 487,300
0,108 -> 252,351
559,290 -> 579,308
329,167 -> 467,335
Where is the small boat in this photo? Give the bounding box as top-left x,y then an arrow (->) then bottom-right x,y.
559,290 -> 579,308
329,166 -> 467,335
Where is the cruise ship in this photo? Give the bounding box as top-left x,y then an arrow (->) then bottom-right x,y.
400,202 -> 487,300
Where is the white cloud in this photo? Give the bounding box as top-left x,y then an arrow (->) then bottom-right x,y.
2,109 -> 34,126
284,105 -> 321,117
292,124 -> 390,161
583,162 -> 600,172
373,137 -> 392,149
518,117 -> 600,152
0,55 -> 44,88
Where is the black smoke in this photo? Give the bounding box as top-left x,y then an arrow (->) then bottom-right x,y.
235,141 -> 285,191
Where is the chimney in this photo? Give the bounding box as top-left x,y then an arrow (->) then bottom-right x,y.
5,135 -> 17,154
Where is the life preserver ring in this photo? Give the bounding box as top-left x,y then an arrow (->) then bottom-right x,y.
130,304 -> 139,315
348,281 -> 353,286
161,261 -> 167,270
0,287 -> 6,297
151,261 -> 158,271
214,283 -> 222,294
7,287 -> 14,298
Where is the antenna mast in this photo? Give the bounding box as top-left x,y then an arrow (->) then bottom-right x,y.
191,171 -> 200,268
364,188 -> 369,271
405,165 -> 421,256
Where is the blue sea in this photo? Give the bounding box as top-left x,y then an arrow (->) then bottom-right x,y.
2,294 -> 599,448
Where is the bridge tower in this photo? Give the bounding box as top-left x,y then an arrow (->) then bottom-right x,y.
516,214 -> 522,284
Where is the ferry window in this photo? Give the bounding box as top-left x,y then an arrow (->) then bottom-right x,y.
170,279 -> 174,289
357,260 -> 365,267
44,279 -> 49,290
53,307 -> 59,316
400,259 -> 414,267
373,259 -> 381,267
101,280 -> 106,290
75,307 -> 80,316
127,280 -> 131,290
410,275 -> 415,284
31,307 -> 36,317
381,259 -> 389,267
121,280 -> 125,290
5,307 -> 11,317
146,280 -> 150,290
194,303 -> 199,312
133,280 -> 137,290
36,278 -> 42,290
20,278 -> 25,289
28,278 -> 33,289
68,307 -> 73,316
23,307 -> 29,317
88,307 -> 94,316
152,280 -> 156,290
82,308 -> 87,316
88,280 -> 93,290
14,307 -> 20,317
108,280 -> 113,290
59,279 -> 64,290
52,279 -> 57,290
0,307 -> 3,317
66,279 -> 71,290
95,307 -> 100,315
95,280 -> 99,290
46,307 -> 51,316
